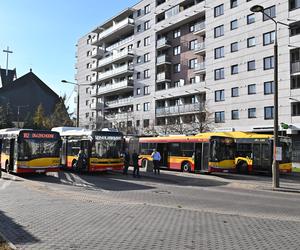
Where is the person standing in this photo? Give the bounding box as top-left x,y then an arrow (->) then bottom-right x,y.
76,150 -> 87,171
132,150 -> 140,178
123,150 -> 130,175
151,149 -> 161,175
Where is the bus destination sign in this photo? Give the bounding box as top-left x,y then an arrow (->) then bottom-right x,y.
22,132 -> 56,139
95,135 -> 122,141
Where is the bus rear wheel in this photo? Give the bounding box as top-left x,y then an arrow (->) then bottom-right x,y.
182,162 -> 191,172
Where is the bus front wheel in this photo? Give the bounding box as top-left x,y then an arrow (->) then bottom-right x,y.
182,162 -> 191,172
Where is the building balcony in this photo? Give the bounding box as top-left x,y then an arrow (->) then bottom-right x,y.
193,21 -> 206,35
194,42 -> 205,54
90,102 -> 102,110
106,35 -> 134,51
91,47 -> 105,59
194,62 -> 206,73
105,111 -> 133,120
156,55 -> 171,65
291,62 -> 300,75
97,65 -> 134,82
156,37 -> 171,50
105,96 -> 133,108
156,103 -> 205,117
96,18 -> 134,44
93,49 -> 134,71
96,80 -> 134,95
156,72 -> 171,82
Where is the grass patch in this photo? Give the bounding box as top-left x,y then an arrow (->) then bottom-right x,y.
292,167 -> 300,173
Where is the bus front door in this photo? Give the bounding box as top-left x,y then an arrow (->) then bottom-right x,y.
9,139 -> 15,171
252,143 -> 271,172
202,143 -> 209,171
194,143 -> 202,172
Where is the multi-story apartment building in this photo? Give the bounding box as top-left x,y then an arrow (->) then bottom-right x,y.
75,0 -> 300,157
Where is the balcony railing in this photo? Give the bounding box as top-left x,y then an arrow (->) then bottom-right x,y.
98,18 -> 134,40
194,42 -> 205,52
106,96 -> 133,106
97,80 -> 133,95
291,62 -> 300,74
97,49 -> 133,68
194,22 -> 205,33
105,112 -> 133,120
157,72 -> 171,82
98,65 -> 133,81
194,62 -> 206,72
156,37 -> 171,48
91,47 -> 105,58
156,103 -> 205,117
156,55 -> 171,64
106,35 -> 134,51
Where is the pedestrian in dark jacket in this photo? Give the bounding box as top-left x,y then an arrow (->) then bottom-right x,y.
76,150 -> 87,171
123,150 -> 130,175
132,150 -> 140,177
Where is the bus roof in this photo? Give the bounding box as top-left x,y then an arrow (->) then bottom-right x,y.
52,127 -> 92,137
196,131 -> 273,139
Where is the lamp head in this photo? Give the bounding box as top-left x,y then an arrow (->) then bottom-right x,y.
61,80 -> 68,83
250,5 -> 264,13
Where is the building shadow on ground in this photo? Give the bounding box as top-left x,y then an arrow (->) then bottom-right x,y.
0,210 -> 39,247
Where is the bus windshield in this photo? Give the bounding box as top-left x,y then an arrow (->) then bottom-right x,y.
210,137 -> 235,162
92,139 -> 122,158
18,139 -> 61,160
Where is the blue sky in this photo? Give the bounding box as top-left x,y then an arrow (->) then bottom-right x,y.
0,0 -> 137,112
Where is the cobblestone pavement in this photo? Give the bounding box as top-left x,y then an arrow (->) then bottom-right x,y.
0,170 -> 300,250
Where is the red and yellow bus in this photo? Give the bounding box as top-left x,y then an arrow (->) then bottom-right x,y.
0,129 -> 61,174
138,133 -> 236,173
52,127 -> 124,172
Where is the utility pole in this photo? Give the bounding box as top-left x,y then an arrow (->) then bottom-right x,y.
3,47 -> 13,76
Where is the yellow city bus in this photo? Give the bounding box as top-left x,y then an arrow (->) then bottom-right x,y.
52,127 -> 124,172
138,133 -> 236,173
0,128 -> 61,174
225,132 -> 292,174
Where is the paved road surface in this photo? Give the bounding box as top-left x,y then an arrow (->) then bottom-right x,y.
0,170 -> 299,250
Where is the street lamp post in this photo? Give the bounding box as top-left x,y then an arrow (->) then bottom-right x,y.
16,105 -> 29,128
250,5 -> 290,188
61,80 -> 80,127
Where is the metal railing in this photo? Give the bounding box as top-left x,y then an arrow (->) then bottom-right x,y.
97,80 -> 133,94
157,72 -> 170,81
106,96 -> 133,106
156,37 -> 171,48
97,49 -> 133,68
194,22 -> 205,33
194,42 -> 205,51
98,65 -> 133,81
106,35 -> 134,51
194,62 -> 206,71
157,54 -> 171,64
156,103 -> 205,116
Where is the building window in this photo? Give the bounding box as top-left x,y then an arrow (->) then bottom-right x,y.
263,31 -> 275,45
263,6 -> 276,21
231,110 -> 239,120
247,37 -> 256,47
215,89 -> 225,102
231,42 -> 238,52
248,84 -> 256,95
136,88 -> 141,95
136,120 -> 140,127
136,104 -> 141,111
291,75 -> 300,89
231,87 -> 239,97
144,20 -> 150,30
290,0 -> 300,11
290,21 -> 300,36
173,29 -> 181,38
137,25 -> 141,33
215,46 -> 224,59
264,56 -> 274,70
215,68 -> 225,80
144,4 -> 150,14
231,64 -> 238,75
189,40 -> 197,50
143,119 -> 150,128
189,58 -> 198,69
215,111 -> 225,123
136,72 -> 141,79
144,86 -> 149,95
144,102 -> 150,111
264,106 -> 274,119
144,36 -> 150,46
144,69 -> 150,79
231,20 -> 238,30
137,40 -> 141,48
231,0 -> 238,8
248,60 -> 256,71
214,25 -> 224,38
137,9 -> 141,17
174,63 -> 181,73
136,56 -> 142,63
248,108 -> 256,118
264,81 -> 274,94
144,53 -> 150,62
214,4 -> 224,17
173,45 -> 181,55
190,77 -> 196,84
247,14 -> 255,24
292,102 -> 300,116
